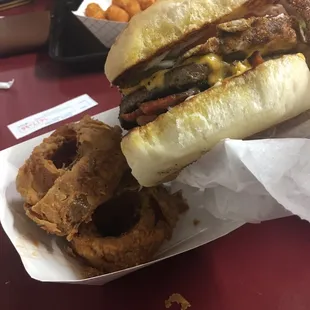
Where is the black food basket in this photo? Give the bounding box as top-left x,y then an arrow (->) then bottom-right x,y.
48,0 -> 109,72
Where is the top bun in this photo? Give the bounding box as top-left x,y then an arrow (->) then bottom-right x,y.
104,0 -> 277,85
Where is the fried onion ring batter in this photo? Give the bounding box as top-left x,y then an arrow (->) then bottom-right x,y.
16,124 -> 78,206
70,186 -> 188,273
17,116 -> 128,240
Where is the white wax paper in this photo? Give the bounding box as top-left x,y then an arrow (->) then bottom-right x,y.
2,104 -> 310,285
172,111 -> 310,223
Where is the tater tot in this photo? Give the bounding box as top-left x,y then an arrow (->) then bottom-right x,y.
106,5 -> 130,22
85,3 -> 106,19
112,0 -> 141,17
137,0 -> 155,10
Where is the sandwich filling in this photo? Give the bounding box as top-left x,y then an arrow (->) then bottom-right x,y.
119,14 -> 298,129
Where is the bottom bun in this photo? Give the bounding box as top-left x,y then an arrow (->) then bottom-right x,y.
121,54 -> 310,187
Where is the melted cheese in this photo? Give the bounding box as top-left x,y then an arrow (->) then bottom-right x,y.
185,54 -> 252,83
231,60 -> 251,76
121,53 -> 252,96
181,53 -> 229,85
121,69 -> 168,96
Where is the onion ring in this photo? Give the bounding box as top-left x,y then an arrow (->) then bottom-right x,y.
17,116 -> 128,240
70,186 -> 188,273
16,124 -> 77,206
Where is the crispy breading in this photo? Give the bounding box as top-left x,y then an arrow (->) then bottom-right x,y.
70,186 -> 187,273
218,15 -> 297,56
179,15 -> 297,61
282,0 -> 310,42
17,116 -> 128,240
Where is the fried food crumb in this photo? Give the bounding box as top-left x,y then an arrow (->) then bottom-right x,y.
165,293 -> 191,310
193,219 -> 200,226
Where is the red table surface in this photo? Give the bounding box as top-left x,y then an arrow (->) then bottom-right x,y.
2,2 -> 310,310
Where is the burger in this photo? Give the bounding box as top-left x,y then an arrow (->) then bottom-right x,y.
104,0 -> 310,187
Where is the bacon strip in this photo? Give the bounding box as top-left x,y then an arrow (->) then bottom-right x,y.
120,88 -> 200,125
120,109 -> 143,122
140,88 -> 199,115
247,51 -> 264,68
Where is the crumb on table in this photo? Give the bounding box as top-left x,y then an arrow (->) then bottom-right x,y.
165,293 -> 191,310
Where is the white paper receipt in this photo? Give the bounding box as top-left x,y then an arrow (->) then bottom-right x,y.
8,94 -> 98,139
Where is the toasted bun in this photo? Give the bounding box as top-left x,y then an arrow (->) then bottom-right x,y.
121,54 -> 310,187
105,0 -> 277,85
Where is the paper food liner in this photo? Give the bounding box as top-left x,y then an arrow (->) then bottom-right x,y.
0,107 -> 244,285
2,107 -> 310,285
73,0 -> 127,48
